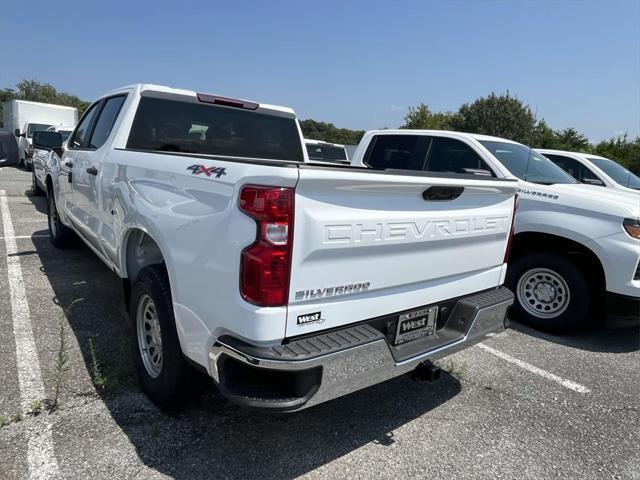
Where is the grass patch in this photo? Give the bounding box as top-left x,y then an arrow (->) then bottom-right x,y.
437,358 -> 469,382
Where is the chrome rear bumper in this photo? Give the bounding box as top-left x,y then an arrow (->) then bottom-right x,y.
209,287 -> 514,411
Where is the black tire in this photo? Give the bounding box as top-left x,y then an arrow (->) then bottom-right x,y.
130,265 -> 194,408
25,160 -> 32,172
32,170 -> 44,196
47,192 -> 75,248
506,252 -> 590,333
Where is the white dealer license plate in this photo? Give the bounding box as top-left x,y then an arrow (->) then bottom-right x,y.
394,307 -> 438,345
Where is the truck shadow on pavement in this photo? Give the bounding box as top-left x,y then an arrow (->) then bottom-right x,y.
29,217 -> 464,479
509,320 -> 640,354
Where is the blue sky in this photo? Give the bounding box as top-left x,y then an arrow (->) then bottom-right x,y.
2,0 -> 638,142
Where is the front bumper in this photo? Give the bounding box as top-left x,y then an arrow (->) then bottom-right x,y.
606,291 -> 640,329
209,287 -> 514,411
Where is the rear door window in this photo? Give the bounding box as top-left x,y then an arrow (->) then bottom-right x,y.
363,135 -> 429,170
425,137 -> 494,176
126,97 -> 303,162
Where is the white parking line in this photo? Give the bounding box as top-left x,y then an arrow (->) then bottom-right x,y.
477,343 -> 590,394
0,235 -> 49,240
0,190 -> 59,479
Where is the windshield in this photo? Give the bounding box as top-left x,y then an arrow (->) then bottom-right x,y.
27,123 -> 52,138
59,130 -> 72,142
480,140 -> 577,184
587,157 -> 640,190
305,143 -> 348,162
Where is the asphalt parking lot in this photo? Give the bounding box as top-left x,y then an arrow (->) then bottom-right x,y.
0,166 -> 638,480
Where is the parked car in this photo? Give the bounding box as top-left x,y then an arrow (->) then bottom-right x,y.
2,100 -> 78,169
0,130 -> 20,167
350,130 -> 640,332
31,125 -> 75,195
304,139 -> 349,164
538,149 -> 640,193
37,84 -> 517,410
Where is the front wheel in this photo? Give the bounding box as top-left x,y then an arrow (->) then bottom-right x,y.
130,265 -> 194,408
31,169 -> 44,196
506,252 -> 590,333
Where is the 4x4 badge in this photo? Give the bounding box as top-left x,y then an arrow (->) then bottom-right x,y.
187,164 -> 227,178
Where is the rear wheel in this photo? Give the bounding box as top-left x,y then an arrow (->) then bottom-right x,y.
130,265 -> 194,408
506,252 -> 590,333
47,192 -> 74,248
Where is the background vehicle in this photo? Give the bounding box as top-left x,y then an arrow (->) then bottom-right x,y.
538,149 -> 640,193
304,139 -> 349,164
351,130 -> 640,332
46,124 -> 75,142
0,130 -> 20,167
39,84 -> 517,411
2,100 -> 78,169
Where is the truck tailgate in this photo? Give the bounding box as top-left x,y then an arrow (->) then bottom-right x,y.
286,168 -> 517,337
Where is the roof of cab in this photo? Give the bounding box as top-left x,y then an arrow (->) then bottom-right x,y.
363,129 -> 523,146
99,83 -> 296,116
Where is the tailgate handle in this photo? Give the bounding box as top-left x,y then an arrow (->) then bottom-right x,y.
422,186 -> 464,201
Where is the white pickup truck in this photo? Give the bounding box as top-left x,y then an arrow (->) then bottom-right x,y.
351,130 -> 640,332
35,84 -> 517,411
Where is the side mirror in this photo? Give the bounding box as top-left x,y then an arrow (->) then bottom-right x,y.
14,129 -> 21,137
33,131 -> 63,152
582,177 -> 605,187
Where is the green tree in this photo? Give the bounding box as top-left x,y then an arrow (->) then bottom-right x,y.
453,92 -> 537,144
401,103 -> 459,130
552,127 -> 591,151
299,119 -> 364,145
593,135 -> 640,175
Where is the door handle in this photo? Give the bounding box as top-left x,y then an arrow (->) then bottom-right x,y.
86,167 -> 98,176
65,161 -> 73,168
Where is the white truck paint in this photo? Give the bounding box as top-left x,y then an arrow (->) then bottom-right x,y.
351,130 -> 640,332
538,149 -> 640,193
41,85 -> 516,411
2,100 -> 78,168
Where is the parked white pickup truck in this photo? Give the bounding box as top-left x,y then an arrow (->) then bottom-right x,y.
538,149 -> 640,193
35,84 -> 517,410
351,130 -> 640,332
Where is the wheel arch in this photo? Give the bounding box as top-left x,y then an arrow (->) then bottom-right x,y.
510,231 -> 606,301
120,228 -> 171,311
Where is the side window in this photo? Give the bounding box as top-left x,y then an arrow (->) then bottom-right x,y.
425,137 -> 494,175
544,154 -> 583,181
70,103 -> 100,148
363,135 -> 428,170
89,96 -> 127,149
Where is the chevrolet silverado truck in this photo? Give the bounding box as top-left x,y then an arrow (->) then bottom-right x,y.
35,84 -> 517,411
351,130 -> 640,332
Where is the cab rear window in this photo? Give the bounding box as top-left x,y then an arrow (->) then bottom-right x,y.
127,96 -> 304,162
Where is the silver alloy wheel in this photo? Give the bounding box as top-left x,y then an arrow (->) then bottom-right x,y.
516,267 -> 571,319
136,294 -> 163,378
48,196 -> 57,237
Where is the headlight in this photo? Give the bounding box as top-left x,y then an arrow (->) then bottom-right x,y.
623,218 -> 640,239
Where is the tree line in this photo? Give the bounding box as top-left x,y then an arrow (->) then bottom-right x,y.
303,92 -> 639,175
1,81 -> 637,174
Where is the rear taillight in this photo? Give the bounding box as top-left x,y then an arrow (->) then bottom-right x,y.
239,185 -> 294,306
503,194 -> 519,263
